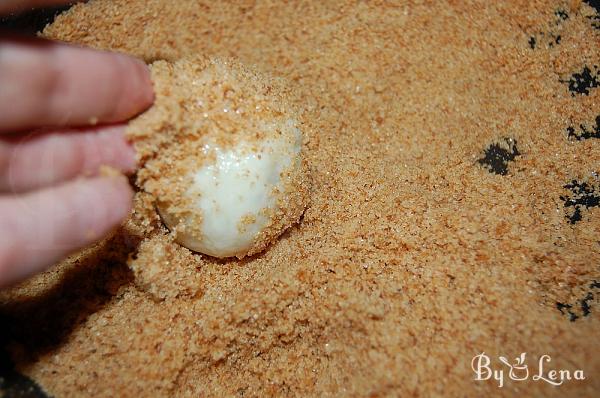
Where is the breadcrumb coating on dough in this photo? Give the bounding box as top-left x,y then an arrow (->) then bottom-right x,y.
127,58 -> 310,258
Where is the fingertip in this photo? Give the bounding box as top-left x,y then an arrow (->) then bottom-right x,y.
108,54 -> 154,123
137,59 -> 155,107
63,176 -> 133,244
121,55 -> 154,119
98,125 -> 138,173
121,141 -> 138,173
0,125 -> 139,193
0,176 -> 134,288
0,40 -> 155,131
116,175 -> 134,217
98,174 -> 134,222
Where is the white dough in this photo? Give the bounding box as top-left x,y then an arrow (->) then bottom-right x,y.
159,120 -> 302,258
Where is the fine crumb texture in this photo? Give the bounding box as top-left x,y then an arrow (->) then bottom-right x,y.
127,58 -> 310,259
0,0 -> 598,397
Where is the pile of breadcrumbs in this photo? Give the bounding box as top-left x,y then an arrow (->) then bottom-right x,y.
0,1 -> 598,396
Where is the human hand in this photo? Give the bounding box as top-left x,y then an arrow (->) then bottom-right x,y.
0,1 -> 154,287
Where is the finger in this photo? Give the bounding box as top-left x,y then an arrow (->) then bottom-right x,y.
0,175 -> 133,287
0,124 -> 136,192
0,37 -> 154,133
0,1 -> 79,15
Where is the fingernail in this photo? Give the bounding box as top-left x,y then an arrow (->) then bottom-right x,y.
135,59 -> 155,106
115,129 -> 137,172
122,141 -> 137,173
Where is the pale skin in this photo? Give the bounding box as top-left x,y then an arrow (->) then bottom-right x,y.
0,0 -> 154,287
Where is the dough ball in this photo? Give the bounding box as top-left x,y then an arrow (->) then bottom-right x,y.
128,58 -> 310,258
